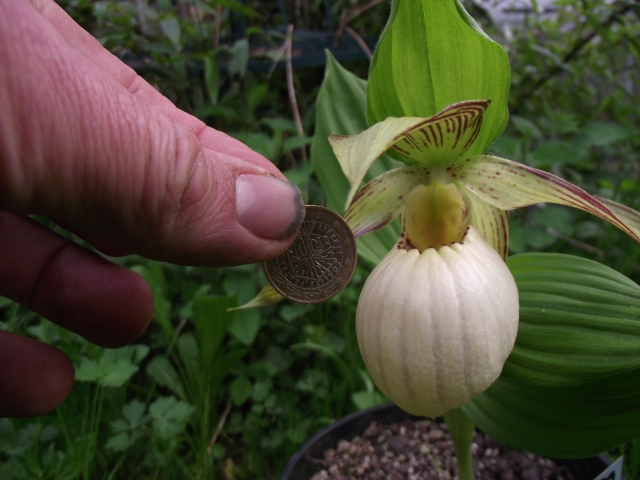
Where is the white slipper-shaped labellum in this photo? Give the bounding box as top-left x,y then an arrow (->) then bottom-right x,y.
357,227 -> 519,418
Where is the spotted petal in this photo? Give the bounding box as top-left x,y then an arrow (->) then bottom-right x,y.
345,166 -> 431,238
329,100 -> 490,207
458,185 -> 510,260
454,155 -> 640,242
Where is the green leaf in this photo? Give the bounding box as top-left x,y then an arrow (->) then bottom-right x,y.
575,121 -> 636,148
504,253 -> 640,386
228,309 -> 260,345
367,0 -> 510,155
159,17 -> 181,47
464,253 -> 640,458
465,366 -> 640,458
75,346 -> 147,388
351,391 -> 388,411
284,161 -> 313,192
192,295 -> 236,368
105,432 -> 136,451
204,54 -> 219,105
228,38 -> 249,77
283,135 -> 313,154
146,356 -> 186,399
149,396 -> 195,440
131,262 -> 173,339
531,140 -> 581,167
230,132 -> 279,162
311,51 -> 402,264
229,376 -> 253,406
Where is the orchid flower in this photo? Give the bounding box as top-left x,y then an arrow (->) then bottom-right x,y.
330,99 -> 640,418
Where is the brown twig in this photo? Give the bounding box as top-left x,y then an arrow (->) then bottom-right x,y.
511,1 -> 633,111
346,26 -> 373,60
207,398 -> 232,455
545,227 -> 605,259
335,0 -> 389,43
286,24 -> 307,162
267,37 -> 289,79
213,5 -> 222,48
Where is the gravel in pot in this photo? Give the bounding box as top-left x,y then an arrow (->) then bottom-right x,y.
281,404 -> 611,480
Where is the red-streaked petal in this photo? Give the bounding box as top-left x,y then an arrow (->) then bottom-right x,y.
329,100 -> 490,207
454,155 -> 640,243
345,167 -> 431,238
458,185 -> 509,260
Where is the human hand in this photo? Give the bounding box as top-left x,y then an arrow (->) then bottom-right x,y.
0,0 -> 305,417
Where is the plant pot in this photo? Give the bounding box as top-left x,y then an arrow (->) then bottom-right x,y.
281,403 -> 612,480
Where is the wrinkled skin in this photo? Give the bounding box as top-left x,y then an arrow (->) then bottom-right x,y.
0,0 -> 303,417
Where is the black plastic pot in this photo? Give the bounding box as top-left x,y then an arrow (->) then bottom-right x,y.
280,403 -> 612,480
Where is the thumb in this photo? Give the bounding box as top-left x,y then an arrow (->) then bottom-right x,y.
0,0 -> 304,266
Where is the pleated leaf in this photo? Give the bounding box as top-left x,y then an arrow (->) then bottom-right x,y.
464,367 -> 640,458
505,253 -> 640,386
462,253 -> 640,458
367,0 -> 510,155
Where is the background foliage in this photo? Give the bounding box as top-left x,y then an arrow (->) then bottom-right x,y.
1,0 -> 639,478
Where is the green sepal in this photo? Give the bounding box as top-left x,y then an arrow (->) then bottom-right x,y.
367,0 -> 510,155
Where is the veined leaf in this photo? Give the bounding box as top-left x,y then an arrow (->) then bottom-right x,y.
465,366 -> 640,458
463,253 -> 640,458
454,155 -> 640,243
506,253 -> 640,386
367,0 -> 510,155
311,52 -> 401,264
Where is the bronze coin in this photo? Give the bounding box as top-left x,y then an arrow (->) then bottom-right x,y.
263,205 -> 357,303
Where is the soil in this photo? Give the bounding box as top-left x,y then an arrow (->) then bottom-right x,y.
305,417 -> 578,480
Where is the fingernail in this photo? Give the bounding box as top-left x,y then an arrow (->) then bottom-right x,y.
236,174 -> 305,239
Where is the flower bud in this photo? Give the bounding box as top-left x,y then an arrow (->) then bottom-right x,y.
356,227 -> 519,418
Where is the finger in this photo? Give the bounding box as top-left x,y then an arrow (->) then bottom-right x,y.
1,1 -> 304,266
0,330 -> 74,418
29,0 -> 277,172
0,212 -> 154,347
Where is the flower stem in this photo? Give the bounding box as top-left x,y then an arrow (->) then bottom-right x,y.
443,408 -> 476,480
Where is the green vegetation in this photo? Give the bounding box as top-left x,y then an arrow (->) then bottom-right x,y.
1,0 -> 639,478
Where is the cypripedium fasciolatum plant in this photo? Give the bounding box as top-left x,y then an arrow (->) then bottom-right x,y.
327,97 -> 640,420
241,0 -> 640,474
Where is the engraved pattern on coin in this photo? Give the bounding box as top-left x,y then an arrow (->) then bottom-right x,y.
264,206 -> 357,303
